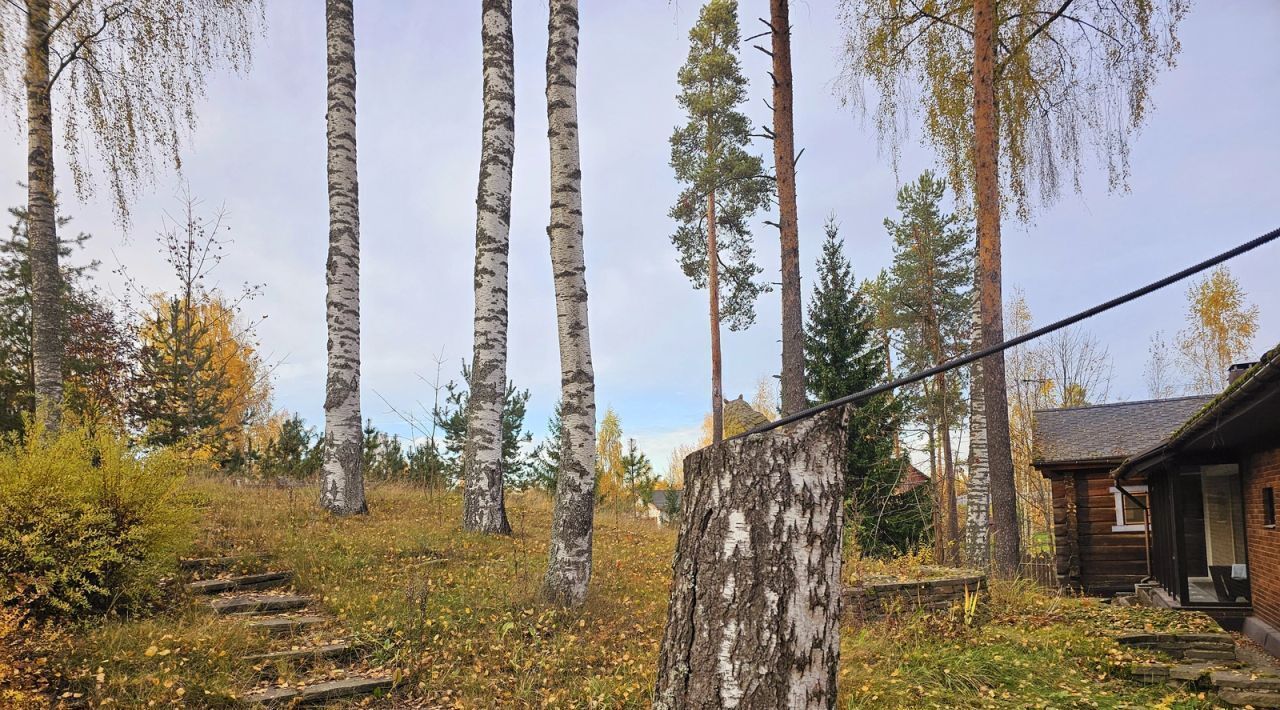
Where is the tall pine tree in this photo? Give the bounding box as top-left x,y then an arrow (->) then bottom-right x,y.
805,217 -> 927,557
883,172 -> 973,565
669,0 -> 773,443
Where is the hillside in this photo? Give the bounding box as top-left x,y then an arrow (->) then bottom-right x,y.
21,480 -> 1227,708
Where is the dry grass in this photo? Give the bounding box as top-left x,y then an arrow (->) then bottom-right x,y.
30,480 -> 1227,708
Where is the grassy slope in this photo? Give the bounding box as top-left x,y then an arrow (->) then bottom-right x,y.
47,480 -> 1221,708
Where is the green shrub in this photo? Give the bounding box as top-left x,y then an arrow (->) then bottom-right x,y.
0,422 -> 193,619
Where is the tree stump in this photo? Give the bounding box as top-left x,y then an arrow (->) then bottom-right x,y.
655,407 -> 848,709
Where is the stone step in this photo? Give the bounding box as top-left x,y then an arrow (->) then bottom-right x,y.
242,643 -> 353,665
178,553 -> 266,572
188,572 -> 293,595
212,594 -> 308,615
246,616 -> 326,636
1213,670 -> 1280,691
1169,661 -> 1231,683
240,677 -> 393,705
1218,688 -> 1280,708
179,555 -> 242,571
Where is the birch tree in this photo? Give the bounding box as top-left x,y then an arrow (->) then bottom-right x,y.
670,0 -> 773,443
319,0 -> 365,516
0,0 -> 262,424
1176,266 -> 1259,394
462,0 -> 516,535
964,302 -> 989,568
1144,331 -> 1181,399
840,0 -> 1188,574
655,407 -> 848,709
542,0 -> 599,607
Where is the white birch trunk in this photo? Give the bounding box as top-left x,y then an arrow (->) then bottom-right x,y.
320,0 -> 365,516
542,0 -> 598,607
26,0 -> 63,426
964,302 -> 991,568
655,407 -> 848,710
462,0 -> 516,535
542,0 -> 596,608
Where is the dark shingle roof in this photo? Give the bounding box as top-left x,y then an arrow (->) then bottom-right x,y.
1032,395 -> 1215,465
1113,342 -> 1280,478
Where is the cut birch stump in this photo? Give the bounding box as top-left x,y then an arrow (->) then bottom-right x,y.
654,406 -> 849,710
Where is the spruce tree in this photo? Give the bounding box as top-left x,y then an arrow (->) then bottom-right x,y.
260,414 -> 323,479
620,438 -> 658,507
133,296 -> 235,458
805,217 -> 927,556
669,0 -> 773,443
528,401 -> 564,492
433,363 -> 532,486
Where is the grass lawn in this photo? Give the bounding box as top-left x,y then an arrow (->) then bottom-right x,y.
32,480 -> 1225,708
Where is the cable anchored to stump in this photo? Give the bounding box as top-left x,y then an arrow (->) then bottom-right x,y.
736,225 -> 1280,440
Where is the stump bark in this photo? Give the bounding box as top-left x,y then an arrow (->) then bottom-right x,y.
655,407 -> 848,710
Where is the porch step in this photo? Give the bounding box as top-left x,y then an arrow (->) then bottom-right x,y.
246,616 -> 326,636
188,572 -> 293,595
213,594 -> 308,615
240,676 -> 392,705
242,642 -> 353,665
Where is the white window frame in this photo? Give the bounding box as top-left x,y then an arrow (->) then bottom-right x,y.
1109,485 -> 1148,532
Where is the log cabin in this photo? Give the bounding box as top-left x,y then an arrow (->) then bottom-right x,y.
1033,394 -> 1214,595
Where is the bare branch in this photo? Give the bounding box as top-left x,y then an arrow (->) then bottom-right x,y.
998,0 -> 1074,73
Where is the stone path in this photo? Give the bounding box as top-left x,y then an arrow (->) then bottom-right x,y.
1121,631 -> 1280,707
180,555 -> 394,706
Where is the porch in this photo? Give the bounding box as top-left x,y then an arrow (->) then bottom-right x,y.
1125,463 -> 1253,629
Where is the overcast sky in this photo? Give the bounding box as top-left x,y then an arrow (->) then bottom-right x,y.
1,0 -> 1277,473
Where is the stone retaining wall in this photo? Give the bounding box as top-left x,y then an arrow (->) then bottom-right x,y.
845,572 -> 986,621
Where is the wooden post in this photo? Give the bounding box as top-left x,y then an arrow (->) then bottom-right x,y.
655,407 -> 848,710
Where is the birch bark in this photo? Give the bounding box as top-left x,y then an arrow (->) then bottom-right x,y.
320,0 -> 366,516
462,0 -> 516,535
655,407 -> 848,709
964,302 -> 991,568
26,0 -> 63,426
542,0 -> 598,607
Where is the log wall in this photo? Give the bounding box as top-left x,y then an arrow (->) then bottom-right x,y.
1046,463 -> 1149,595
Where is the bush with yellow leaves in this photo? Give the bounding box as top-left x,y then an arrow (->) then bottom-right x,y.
0,421 -> 193,620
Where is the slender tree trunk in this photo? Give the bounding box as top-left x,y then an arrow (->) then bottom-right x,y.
973,0 -> 1019,574
965,302 -> 991,569
26,0 -> 62,426
655,407 -> 847,710
320,0 -> 366,516
462,0 -> 515,536
934,371 -> 959,565
543,0 -> 598,607
769,0 -> 804,416
708,189 -> 724,444
927,412 -> 941,561
879,329 -> 901,457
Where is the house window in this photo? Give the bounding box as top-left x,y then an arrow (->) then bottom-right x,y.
1265,487 -> 1276,528
1109,485 -> 1148,532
